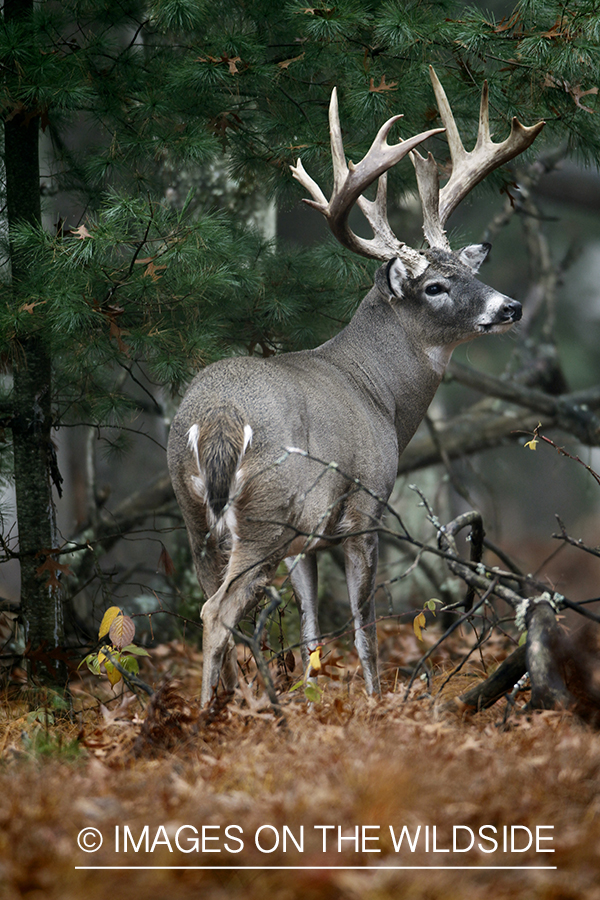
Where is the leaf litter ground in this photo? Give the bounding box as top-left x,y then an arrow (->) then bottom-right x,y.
0,626 -> 599,900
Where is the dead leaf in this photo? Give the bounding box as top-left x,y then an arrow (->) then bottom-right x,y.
298,7 -> 335,16
19,301 -> 46,314
71,224 -> 92,240
572,84 -> 598,113
489,9 -> 520,32
143,261 -> 167,282
157,546 -> 175,576
35,550 -> 71,589
226,55 -> 241,75
277,53 -> 305,70
413,611 -> 427,642
544,74 -> 598,113
197,54 -> 241,74
369,75 -> 398,93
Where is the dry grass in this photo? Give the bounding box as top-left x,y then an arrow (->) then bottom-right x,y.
1,629 -> 599,900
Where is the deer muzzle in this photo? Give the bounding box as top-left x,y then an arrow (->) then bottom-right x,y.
500,299 -> 522,323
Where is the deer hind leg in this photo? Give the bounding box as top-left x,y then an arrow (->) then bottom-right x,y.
285,553 -> 319,671
200,562 -> 269,707
344,533 -> 381,695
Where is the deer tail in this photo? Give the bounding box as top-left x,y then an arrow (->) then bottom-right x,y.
186,410 -> 253,519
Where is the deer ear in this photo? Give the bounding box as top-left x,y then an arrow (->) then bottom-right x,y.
458,243 -> 491,273
386,257 -> 409,298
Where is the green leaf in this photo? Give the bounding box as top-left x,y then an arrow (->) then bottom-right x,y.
120,644 -> 150,656
120,655 -> 140,675
304,683 -> 323,703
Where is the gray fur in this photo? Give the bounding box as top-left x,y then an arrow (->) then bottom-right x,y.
167,244 -> 521,705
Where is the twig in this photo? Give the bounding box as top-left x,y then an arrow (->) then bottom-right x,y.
402,580 -> 498,702
230,588 -> 287,727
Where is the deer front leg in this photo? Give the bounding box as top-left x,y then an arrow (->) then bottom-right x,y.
285,554 -> 319,671
344,534 -> 381,695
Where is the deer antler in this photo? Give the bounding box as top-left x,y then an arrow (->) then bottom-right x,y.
290,88 -> 444,273
412,66 -> 546,250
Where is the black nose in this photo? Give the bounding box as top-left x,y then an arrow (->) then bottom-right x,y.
502,300 -> 522,322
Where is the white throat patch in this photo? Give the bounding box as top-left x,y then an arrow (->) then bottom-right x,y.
425,345 -> 454,375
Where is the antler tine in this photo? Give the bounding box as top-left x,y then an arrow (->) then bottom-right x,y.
413,66 -> 545,248
290,88 -> 444,265
356,173 -> 402,257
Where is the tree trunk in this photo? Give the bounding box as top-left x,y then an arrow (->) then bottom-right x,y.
5,0 -> 65,682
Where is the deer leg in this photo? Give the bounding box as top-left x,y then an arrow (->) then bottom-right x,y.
285,554 -> 319,670
200,566 -> 268,706
344,534 -> 381,695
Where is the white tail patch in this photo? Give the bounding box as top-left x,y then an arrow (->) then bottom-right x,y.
191,473 -> 207,502
187,424 -> 201,474
187,421 -> 249,539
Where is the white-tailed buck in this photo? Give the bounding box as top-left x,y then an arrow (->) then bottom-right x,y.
168,67 -> 544,705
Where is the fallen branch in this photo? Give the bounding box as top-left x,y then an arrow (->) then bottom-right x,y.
452,643 -> 527,712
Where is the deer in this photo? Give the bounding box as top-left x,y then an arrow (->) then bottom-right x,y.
167,67 -> 544,706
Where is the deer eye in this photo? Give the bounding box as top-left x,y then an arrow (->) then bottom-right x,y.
425,283 -> 445,296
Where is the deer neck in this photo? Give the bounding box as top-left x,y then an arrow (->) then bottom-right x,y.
319,288 -> 448,452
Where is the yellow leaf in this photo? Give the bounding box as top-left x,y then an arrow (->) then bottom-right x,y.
97,650 -> 106,665
413,611 -> 427,642
309,646 -> 322,671
104,660 -> 122,688
524,438 -> 538,450
98,606 -> 122,639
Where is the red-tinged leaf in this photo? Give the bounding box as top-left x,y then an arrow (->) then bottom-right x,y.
35,550 -> 71,589
109,318 -> 130,355
109,614 -> 135,650
157,546 -> 175,576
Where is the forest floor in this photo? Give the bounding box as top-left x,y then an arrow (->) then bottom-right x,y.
0,624 -> 599,900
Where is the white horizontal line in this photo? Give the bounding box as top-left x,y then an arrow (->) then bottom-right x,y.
75,866 -> 558,871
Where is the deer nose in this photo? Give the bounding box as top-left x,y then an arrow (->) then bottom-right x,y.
502,300 -> 522,322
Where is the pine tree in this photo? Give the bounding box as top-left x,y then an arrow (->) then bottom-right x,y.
1,0 -> 599,683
